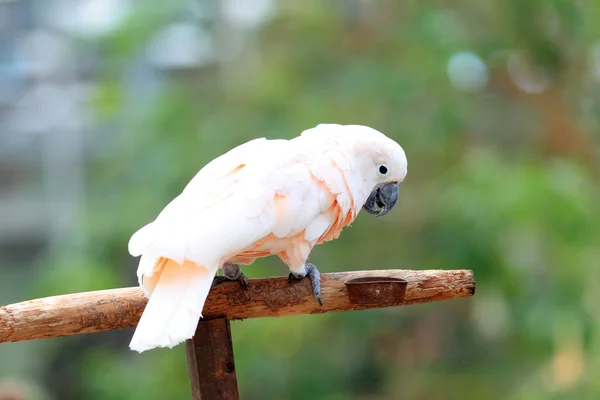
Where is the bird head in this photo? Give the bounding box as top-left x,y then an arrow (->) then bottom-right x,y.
346,125 -> 407,217
301,124 -> 407,217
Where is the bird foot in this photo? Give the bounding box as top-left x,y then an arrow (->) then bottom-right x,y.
212,263 -> 249,289
288,263 -> 323,306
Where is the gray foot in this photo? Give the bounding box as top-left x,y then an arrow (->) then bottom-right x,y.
288,263 -> 322,306
212,263 -> 249,289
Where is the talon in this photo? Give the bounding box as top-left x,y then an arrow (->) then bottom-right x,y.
211,275 -> 228,289
288,263 -> 322,306
316,295 -> 323,307
240,274 -> 249,290
214,263 -> 249,290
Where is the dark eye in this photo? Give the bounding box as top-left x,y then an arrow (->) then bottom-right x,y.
378,164 -> 388,175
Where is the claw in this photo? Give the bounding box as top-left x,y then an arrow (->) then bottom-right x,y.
212,263 -> 249,290
211,275 -> 229,289
288,263 -> 323,306
239,273 -> 249,290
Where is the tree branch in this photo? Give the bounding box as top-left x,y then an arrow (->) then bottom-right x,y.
0,269 -> 474,343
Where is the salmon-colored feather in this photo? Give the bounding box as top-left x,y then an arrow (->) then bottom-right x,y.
127,123 -> 407,352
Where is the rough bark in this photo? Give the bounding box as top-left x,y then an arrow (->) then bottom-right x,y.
186,319 -> 239,400
0,269 -> 475,343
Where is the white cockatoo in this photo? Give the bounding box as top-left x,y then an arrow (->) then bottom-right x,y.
128,124 -> 407,352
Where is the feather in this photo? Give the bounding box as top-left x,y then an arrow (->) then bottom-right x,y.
129,258 -> 216,353
128,222 -> 156,256
127,123 -> 408,352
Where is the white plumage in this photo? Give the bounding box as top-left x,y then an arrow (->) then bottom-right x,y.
128,124 -> 407,352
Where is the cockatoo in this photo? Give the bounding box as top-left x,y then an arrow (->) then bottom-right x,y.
128,124 -> 407,352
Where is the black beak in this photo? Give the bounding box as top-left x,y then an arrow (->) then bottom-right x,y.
362,182 -> 399,217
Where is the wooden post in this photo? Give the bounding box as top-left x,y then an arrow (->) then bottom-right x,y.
0,269 -> 475,398
0,269 -> 475,343
186,318 -> 239,400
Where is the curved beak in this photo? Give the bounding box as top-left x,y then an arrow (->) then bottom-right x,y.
362,182 -> 399,217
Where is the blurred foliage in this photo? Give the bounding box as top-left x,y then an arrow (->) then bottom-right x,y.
3,0 -> 600,399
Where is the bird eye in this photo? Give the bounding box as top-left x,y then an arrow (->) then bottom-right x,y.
378,164 -> 388,176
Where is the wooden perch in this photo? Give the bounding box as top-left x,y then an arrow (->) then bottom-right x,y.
0,269 -> 474,344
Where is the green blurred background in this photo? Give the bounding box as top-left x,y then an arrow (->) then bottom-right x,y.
1,0 -> 599,399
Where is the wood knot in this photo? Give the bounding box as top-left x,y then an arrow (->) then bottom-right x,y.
225,362 -> 235,373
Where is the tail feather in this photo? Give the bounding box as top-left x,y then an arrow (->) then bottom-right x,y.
137,251 -> 164,296
129,258 -> 217,353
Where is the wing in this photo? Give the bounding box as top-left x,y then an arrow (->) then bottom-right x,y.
128,137 -> 280,258
129,137 -> 333,286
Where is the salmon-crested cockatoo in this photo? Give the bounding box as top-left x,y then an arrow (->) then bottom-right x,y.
128,124 -> 407,352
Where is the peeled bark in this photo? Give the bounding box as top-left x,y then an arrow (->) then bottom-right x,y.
0,269 -> 475,343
